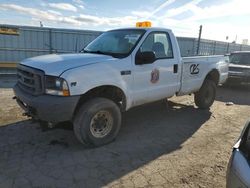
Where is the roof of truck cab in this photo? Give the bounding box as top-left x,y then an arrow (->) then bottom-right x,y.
109,27 -> 173,33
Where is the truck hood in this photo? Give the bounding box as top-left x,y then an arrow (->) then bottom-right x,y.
20,53 -> 115,76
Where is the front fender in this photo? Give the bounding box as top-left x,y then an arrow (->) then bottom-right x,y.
60,63 -> 133,110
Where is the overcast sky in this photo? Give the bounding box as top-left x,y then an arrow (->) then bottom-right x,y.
0,0 -> 249,43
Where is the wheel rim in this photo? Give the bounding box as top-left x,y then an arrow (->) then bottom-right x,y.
90,110 -> 114,138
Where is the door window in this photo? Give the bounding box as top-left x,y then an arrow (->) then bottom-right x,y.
140,32 -> 173,59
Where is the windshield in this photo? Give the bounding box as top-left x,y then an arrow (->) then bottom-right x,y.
230,53 -> 250,65
83,29 -> 145,58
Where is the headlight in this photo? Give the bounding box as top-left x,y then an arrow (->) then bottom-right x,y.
45,76 -> 70,96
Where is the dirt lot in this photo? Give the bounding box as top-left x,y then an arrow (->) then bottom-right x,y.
0,86 -> 249,188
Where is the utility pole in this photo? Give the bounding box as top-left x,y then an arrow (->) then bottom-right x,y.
226,36 -> 229,54
196,25 -> 202,55
49,29 -> 52,54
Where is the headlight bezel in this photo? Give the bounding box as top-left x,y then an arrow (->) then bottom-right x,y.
45,75 -> 70,96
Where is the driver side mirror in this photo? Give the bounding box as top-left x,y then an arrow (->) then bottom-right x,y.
135,51 -> 156,65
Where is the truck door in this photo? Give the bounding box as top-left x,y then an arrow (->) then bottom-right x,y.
132,31 -> 180,106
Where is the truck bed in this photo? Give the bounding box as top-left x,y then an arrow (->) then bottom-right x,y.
178,55 -> 229,95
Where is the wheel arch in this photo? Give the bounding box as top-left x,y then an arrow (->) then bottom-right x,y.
74,85 -> 127,115
204,69 -> 220,85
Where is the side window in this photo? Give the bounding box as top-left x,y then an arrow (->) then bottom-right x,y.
140,32 -> 173,59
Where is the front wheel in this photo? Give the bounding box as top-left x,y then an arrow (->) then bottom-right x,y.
73,98 -> 121,147
194,79 -> 216,109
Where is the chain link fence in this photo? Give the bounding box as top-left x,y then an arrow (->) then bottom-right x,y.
177,37 -> 250,57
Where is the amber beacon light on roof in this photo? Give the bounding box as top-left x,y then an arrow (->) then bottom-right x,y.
136,21 -> 152,28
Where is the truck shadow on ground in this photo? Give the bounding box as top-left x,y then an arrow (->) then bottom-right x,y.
216,85 -> 250,105
0,101 -> 211,187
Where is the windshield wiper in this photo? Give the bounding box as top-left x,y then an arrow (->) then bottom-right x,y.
82,48 -> 128,58
82,50 -> 124,58
83,50 -> 106,54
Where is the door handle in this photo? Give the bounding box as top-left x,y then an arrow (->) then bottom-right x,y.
173,64 -> 178,73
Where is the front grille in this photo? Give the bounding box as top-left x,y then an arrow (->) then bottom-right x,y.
17,65 -> 44,95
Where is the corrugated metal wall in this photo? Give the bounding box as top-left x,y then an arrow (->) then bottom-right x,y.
1,24 -> 250,64
0,25 -> 102,63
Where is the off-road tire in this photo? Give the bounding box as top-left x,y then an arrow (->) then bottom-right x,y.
73,97 -> 121,147
194,79 -> 216,109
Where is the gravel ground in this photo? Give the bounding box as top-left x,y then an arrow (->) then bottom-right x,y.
0,86 -> 249,188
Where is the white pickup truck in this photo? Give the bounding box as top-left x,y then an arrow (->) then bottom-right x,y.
13,24 -> 228,147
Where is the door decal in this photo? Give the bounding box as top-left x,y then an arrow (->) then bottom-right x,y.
190,64 -> 200,75
151,68 -> 160,83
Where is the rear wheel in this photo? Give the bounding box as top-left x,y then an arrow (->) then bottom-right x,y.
73,98 -> 121,147
194,79 -> 216,109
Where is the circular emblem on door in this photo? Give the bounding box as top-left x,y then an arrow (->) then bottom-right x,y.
151,68 -> 160,83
